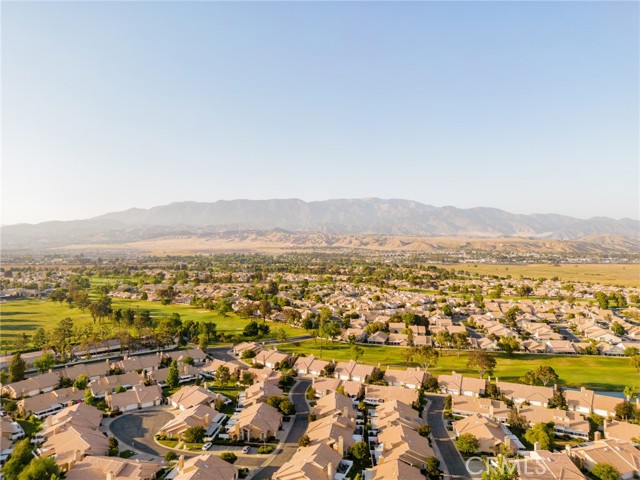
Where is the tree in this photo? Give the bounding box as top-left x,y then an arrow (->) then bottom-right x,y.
424,456 -> 442,480
351,345 -> 364,362
298,435 -> 311,447
33,353 -> 55,373
534,366 -> 559,387
614,401 -> 636,421
611,322 -> 626,337
549,387 -> 568,410
418,424 -> 432,437
2,438 -> 33,480
277,327 -> 288,345
594,292 -> 610,310
504,306 -> 522,323
467,351 -> 496,379
590,463 -> 622,480
623,386 -> 636,401
481,454 -> 518,480
411,345 -> 439,372
497,337 -> 520,356
73,290 -> 91,312
452,332 -> 469,355
158,286 -> 177,305
240,371 -> 255,387
9,353 -> 26,382
349,441 -> 369,460
74,374 -> 89,390
52,317 -> 74,359
279,399 -> 295,415
322,321 -> 342,342
631,355 -> 640,373
164,451 -> 177,462
32,328 -> 48,349
524,422 -> 555,450
456,433 -> 479,455
215,365 -> 231,387
183,426 -> 205,443
507,409 -> 529,432
166,360 -> 180,389
516,285 -> 533,297
16,457 -> 61,480
243,321 -> 260,337
107,436 -> 119,456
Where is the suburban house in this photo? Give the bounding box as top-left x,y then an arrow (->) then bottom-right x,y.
111,354 -> 162,374
363,385 -> 418,406
158,404 -> 223,439
169,385 -> 220,411
1,371 -> 61,399
366,459 -> 426,480
312,377 -> 363,399
273,442 -> 343,480
372,400 -> 423,430
63,361 -> 110,382
231,402 -> 282,441
375,424 -> 435,469
306,414 -> 356,454
569,439 -> 640,480
65,456 -> 160,480
168,454 -> 238,480
382,367 -> 428,389
18,386 -> 85,418
453,415 -> 519,455
88,372 -> 145,398
200,359 -> 246,379
452,396 -> 511,423
106,384 -> 164,412
333,360 -> 375,382
293,355 -> 330,377
604,420 -> 640,444
164,348 -> 208,365
311,392 -> 357,420
252,349 -> 292,369
231,342 -> 262,358
241,380 -> 284,407
38,425 -> 110,470
496,381 -> 553,407
38,403 -> 103,441
565,388 -> 621,418
438,372 -> 487,397
518,405 -> 590,439
514,449 -> 586,480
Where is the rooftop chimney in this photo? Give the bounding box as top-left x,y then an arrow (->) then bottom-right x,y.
178,455 -> 185,472
106,471 -> 114,480
337,436 -> 344,457
533,441 -> 540,452
327,461 -> 335,480
594,431 -> 602,441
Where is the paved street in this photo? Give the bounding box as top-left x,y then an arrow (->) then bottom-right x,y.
252,378 -> 311,479
425,394 -> 472,479
109,408 -> 178,457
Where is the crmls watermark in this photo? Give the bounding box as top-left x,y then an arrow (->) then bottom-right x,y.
465,456 -> 549,476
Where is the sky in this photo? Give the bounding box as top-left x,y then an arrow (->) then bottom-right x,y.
2,1 -> 638,225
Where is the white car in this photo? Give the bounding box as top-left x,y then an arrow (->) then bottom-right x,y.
241,446 -> 250,454
202,442 -> 213,451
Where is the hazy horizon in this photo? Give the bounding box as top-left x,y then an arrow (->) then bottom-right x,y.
2,2 -> 638,225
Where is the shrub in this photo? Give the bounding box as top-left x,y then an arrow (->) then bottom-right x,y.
220,452 -> 237,464
257,445 -> 275,454
164,451 -> 177,462
456,433 -> 479,455
183,426 -> 206,444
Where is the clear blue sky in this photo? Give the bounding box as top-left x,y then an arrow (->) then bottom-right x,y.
2,1 -> 638,225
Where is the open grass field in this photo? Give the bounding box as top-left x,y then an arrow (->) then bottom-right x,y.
277,340 -> 639,391
437,263 -> 640,287
0,298 -> 303,349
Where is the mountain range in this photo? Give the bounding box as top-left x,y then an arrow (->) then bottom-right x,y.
2,198 -> 638,253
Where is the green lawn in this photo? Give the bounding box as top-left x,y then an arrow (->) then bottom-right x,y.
0,298 -> 303,350
277,340 -> 640,392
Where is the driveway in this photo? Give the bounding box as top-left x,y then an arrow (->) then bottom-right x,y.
252,378 -> 311,479
425,394 -> 472,479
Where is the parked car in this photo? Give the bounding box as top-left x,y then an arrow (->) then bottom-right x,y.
202,442 -> 213,451
241,446 -> 250,454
